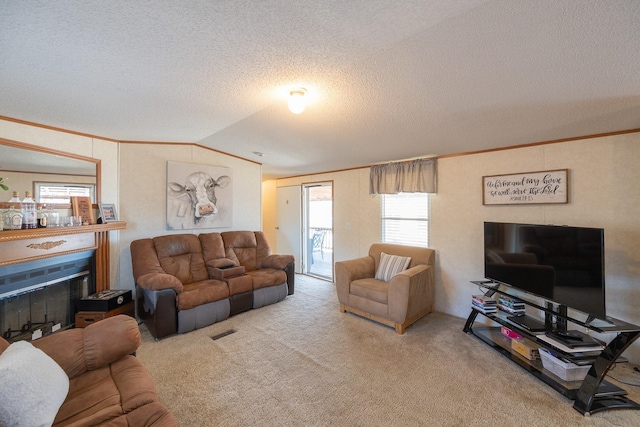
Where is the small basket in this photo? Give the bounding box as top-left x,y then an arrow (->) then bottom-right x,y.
539,348 -> 591,381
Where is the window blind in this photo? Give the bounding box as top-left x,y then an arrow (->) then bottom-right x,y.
381,193 -> 429,247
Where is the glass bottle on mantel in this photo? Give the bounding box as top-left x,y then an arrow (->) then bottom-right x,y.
4,206 -> 22,230
37,204 -> 48,228
21,191 -> 37,229
6,192 -> 23,230
8,191 -> 21,203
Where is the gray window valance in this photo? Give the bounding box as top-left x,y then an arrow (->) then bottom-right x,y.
369,157 -> 437,195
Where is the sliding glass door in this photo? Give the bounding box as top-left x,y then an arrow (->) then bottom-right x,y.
303,182 -> 333,280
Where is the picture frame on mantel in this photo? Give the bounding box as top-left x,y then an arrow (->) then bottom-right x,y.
98,203 -> 118,222
482,169 -> 569,205
71,196 -> 96,224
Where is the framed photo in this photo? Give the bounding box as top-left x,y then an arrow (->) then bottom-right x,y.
482,169 -> 569,205
98,203 -> 118,222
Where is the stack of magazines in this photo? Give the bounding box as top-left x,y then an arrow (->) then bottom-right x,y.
471,294 -> 497,314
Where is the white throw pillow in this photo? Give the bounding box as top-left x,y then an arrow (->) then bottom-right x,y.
375,252 -> 411,282
0,341 -> 69,427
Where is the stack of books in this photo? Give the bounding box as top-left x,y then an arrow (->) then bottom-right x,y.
471,294 -> 497,314
497,295 -> 525,315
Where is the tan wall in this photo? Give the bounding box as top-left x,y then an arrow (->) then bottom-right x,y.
265,132 -> 640,363
0,119 -> 121,283
262,180 -> 277,246
0,119 -> 263,296
435,134 -> 640,362
269,168 -> 379,266
116,143 -> 262,289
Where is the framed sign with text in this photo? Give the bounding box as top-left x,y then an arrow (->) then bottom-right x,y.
71,196 -> 96,224
482,169 -> 569,205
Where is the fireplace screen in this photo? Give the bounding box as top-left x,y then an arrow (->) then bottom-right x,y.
0,252 -> 94,342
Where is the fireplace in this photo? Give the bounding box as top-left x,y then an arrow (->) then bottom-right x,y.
0,251 -> 95,342
0,222 -> 125,342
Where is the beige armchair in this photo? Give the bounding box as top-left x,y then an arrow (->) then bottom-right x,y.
335,243 -> 435,334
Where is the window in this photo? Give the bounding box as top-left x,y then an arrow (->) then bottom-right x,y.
381,193 -> 430,247
34,182 -> 96,204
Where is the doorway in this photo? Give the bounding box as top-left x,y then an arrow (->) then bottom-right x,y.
303,182 -> 333,280
276,185 -> 302,274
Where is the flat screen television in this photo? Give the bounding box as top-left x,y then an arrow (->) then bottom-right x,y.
484,222 -> 606,320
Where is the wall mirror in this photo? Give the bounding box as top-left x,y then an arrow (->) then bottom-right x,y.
0,138 -> 99,209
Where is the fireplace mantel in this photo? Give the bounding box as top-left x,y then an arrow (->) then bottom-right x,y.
0,222 -> 126,292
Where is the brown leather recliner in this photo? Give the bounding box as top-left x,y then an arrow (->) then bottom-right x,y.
0,315 -> 177,426
131,231 -> 295,339
220,231 -> 295,307
131,234 -> 231,339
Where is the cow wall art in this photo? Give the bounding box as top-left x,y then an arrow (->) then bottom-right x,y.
166,161 -> 233,230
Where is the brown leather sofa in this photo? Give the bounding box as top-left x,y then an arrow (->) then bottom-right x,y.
0,315 -> 177,426
131,230 -> 295,339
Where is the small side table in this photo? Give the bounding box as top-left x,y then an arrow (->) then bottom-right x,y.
75,300 -> 135,328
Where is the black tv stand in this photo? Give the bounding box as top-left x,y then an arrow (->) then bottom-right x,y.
463,281 -> 640,415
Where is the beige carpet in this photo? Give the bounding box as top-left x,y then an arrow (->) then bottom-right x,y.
137,276 -> 640,426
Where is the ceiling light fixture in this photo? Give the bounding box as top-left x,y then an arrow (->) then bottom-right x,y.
288,88 -> 307,114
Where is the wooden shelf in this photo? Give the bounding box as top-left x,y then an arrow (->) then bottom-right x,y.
0,221 -> 126,242
0,221 -> 126,292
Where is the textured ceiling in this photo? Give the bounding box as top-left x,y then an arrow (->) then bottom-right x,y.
1,0 -> 639,179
